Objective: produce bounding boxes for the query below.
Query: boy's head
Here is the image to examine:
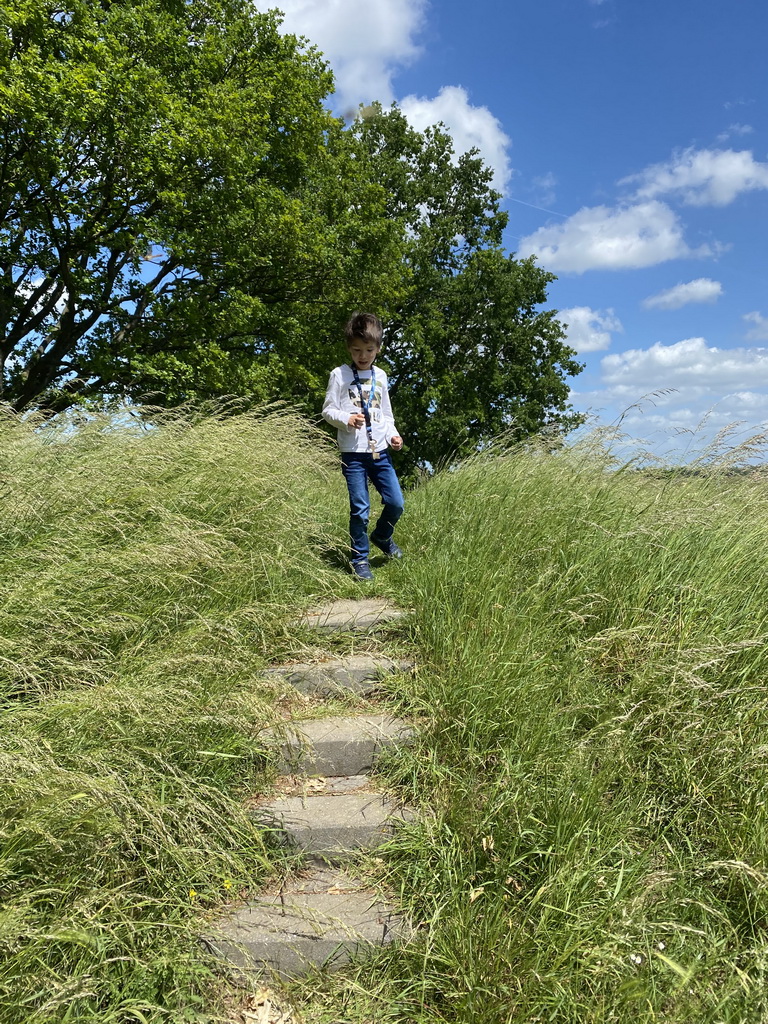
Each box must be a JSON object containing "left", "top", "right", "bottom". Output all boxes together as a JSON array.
[{"left": 345, "top": 312, "right": 382, "bottom": 371}]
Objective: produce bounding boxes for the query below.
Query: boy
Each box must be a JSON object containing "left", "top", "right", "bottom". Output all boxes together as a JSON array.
[{"left": 322, "top": 312, "right": 404, "bottom": 581}]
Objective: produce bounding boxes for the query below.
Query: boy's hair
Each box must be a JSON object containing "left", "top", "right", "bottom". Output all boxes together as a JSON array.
[{"left": 344, "top": 312, "right": 383, "bottom": 347}]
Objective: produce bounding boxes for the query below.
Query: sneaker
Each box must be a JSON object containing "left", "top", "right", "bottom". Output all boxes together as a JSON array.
[
  {"left": 351, "top": 560, "right": 374, "bottom": 580},
  {"left": 370, "top": 536, "right": 403, "bottom": 559}
]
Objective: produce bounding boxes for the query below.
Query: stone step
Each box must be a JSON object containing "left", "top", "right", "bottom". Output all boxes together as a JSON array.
[
  {"left": 265, "top": 655, "right": 414, "bottom": 697},
  {"left": 265, "top": 715, "right": 413, "bottom": 777},
  {"left": 298, "top": 599, "right": 405, "bottom": 634},
  {"left": 257, "top": 790, "right": 413, "bottom": 863},
  {"left": 208, "top": 866, "right": 404, "bottom": 979},
  {"left": 290, "top": 774, "right": 371, "bottom": 796}
]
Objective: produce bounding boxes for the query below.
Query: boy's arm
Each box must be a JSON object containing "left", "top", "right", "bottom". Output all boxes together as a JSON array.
[
  {"left": 322, "top": 370, "right": 354, "bottom": 431},
  {"left": 380, "top": 376, "right": 402, "bottom": 447}
]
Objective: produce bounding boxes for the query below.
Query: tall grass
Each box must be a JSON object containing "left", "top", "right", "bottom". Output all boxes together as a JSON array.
[
  {"left": 300, "top": 433, "right": 768, "bottom": 1024},
  {"left": 7, "top": 407, "right": 768, "bottom": 1024},
  {"left": 0, "top": 406, "right": 350, "bottom": 1023}
]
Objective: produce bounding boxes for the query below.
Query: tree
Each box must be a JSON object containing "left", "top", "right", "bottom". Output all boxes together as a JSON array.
[
  {"left": 2, "top": 2, "right": 582, "bottom": 472},
  {"left": 351, "top": 106, "right": 584, "bottom": 475},
  {"left": 0, "top": 0, "right": 402, "bottom": 412}
]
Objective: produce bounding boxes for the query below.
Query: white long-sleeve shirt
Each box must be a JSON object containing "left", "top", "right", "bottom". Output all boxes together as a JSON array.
[{"left": 322, "top": 364, "right": 399, "bottom": 453}]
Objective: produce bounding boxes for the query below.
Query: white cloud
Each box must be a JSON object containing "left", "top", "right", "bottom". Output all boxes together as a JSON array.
[
  {"left": 532, "top": 172, "right": 557, "bottom": 207},
  {"left": 723, "top": 390, "right": 768, "bottom": 413},
  {"left": 605, "top": 392, "right": 768, "bottom": 452},
  {"left": 615, "top": 403, "right": 768, "bottom": 450},
  {"left": 601, "top": 337, "right": 768, "bottom": 392},
  {"left": 258, "top": 0, "right": 427, "bottom": 113},
  {"left": 560, "top": 306, "right": 622, "bottom": 352},
  {"left": 571, "top": 338, "right": 768, "bottom": 457},
  {"left": 716, "top": 123, "right": 754, "bottom": 143},
  {"left": 744, "top": 312, "right": 768, "bottom": 342},
  {"left": 517, "top": 200, "right": 712, "bottom": 273},
  {"left": 576, "top": 386, "right": 768, "bottom": 429},
  {"left": 399, "top": 86, "right": 512, "bottom": 192},
  {"left": 623, "top": 147, "right": 768, "bottom": 207},
  {"left": 261, "top": 2, "right": 513, "bottom": 192},
  {"left": 643, "top": 278, "right": 723, "bottom": 311}
]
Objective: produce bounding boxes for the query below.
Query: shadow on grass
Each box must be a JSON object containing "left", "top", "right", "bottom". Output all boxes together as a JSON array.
[
  {"left": 309, "top": 534, "right": 390, "bottom": 575},
  {"left": 309, "top": 535, "right": 349, "bottom": 572}
]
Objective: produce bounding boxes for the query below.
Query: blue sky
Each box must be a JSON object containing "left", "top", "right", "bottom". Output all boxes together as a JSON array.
[{"left": 261, "top": 0, "right": 768, "bottom": 455}]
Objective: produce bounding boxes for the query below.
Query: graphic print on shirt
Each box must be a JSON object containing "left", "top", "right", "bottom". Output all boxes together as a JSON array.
[{"left": 348, "top": 380, "right": 383, "bottom": 423}]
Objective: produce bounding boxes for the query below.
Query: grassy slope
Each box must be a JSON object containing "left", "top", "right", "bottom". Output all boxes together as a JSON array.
[
  {"left": 3, "top": 413, "right": 768, "bottom": 1023},
  {"left": 304, "top": 438, "right": 768, "bottom": 1024},
  {"left": 0, "top": 408, "right": 355, "bottom": 1023}
]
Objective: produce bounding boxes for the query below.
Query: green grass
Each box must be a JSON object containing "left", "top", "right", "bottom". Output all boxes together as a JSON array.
[
  {"left": 0, "top": 406, "right": 356, "bottom": 1023},
  {"left": 4, "top": 410, "right": 768, "bottom": 1023},
  {"left": 299, "top": 434, "right": 768, "bottom": 1024}
]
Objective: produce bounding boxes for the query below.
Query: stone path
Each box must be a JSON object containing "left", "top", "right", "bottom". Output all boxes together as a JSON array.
[
  {"left": 264, "top": 655, "right": 411, "bottom": 697},
  {"left": 297, "top": 598, "right": 405, "bottom": 633},
  {"left": 208, "top": 599, "right": 414, "bottom": 981}
]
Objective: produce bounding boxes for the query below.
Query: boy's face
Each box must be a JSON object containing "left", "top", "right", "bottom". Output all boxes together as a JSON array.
[{"left": 348, "top": 338, "right": 380, "bottom": 371}]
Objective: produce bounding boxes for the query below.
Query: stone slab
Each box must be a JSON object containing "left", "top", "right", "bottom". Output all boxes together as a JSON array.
[
  {"left": 257, "top": 792, "right": 412, "bottom": 861},
  {"left": 264, "top": 715, "right": 413, "bottom": 777},
  {"left": 298, "top": 599, "right": 405, "bottom": 634},
  {"left": 265, "top": 655, "right": 414, "bottom": 697},
  {"left": 271, "top": 775, "right": 372, "bottom": 798},
  {"left": 207, "top": 867, "right": 403, "bottom": 978},
  {"left": 323, "top": 775, "right": 372, "bottom": 795}
]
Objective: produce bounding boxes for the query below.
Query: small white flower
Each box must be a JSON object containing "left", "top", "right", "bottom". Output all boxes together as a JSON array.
[
  {"left": 629, "top": 952, "right": 643, "bottom": 965},
  {"left": 658, "top": 941, "right": 666, "bottom": 951}
]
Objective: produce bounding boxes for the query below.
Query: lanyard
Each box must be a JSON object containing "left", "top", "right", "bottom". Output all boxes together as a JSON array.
[{"left": 350, "top": 364, "right": 380, "bottom": 459}]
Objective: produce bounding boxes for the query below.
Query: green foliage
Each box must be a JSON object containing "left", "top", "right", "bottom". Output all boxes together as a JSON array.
[
  {"left": 353, "top": 106, "right": 583, "bottom": 475},
  {"left": 0, "top": 0, "right": 401, "bottom": 412}
]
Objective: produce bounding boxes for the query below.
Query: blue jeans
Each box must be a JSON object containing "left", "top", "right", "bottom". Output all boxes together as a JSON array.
[{"left": 341, "top": 451, "right": 404, "bottom": 563}]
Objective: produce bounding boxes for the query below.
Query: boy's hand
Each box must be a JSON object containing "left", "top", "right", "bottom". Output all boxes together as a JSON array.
[
  {"left": 390, "top": 435, "right": 403, "bottom": 451},
  {"left": 348, "top": 413, "right": 365, "bottom": 428}
]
